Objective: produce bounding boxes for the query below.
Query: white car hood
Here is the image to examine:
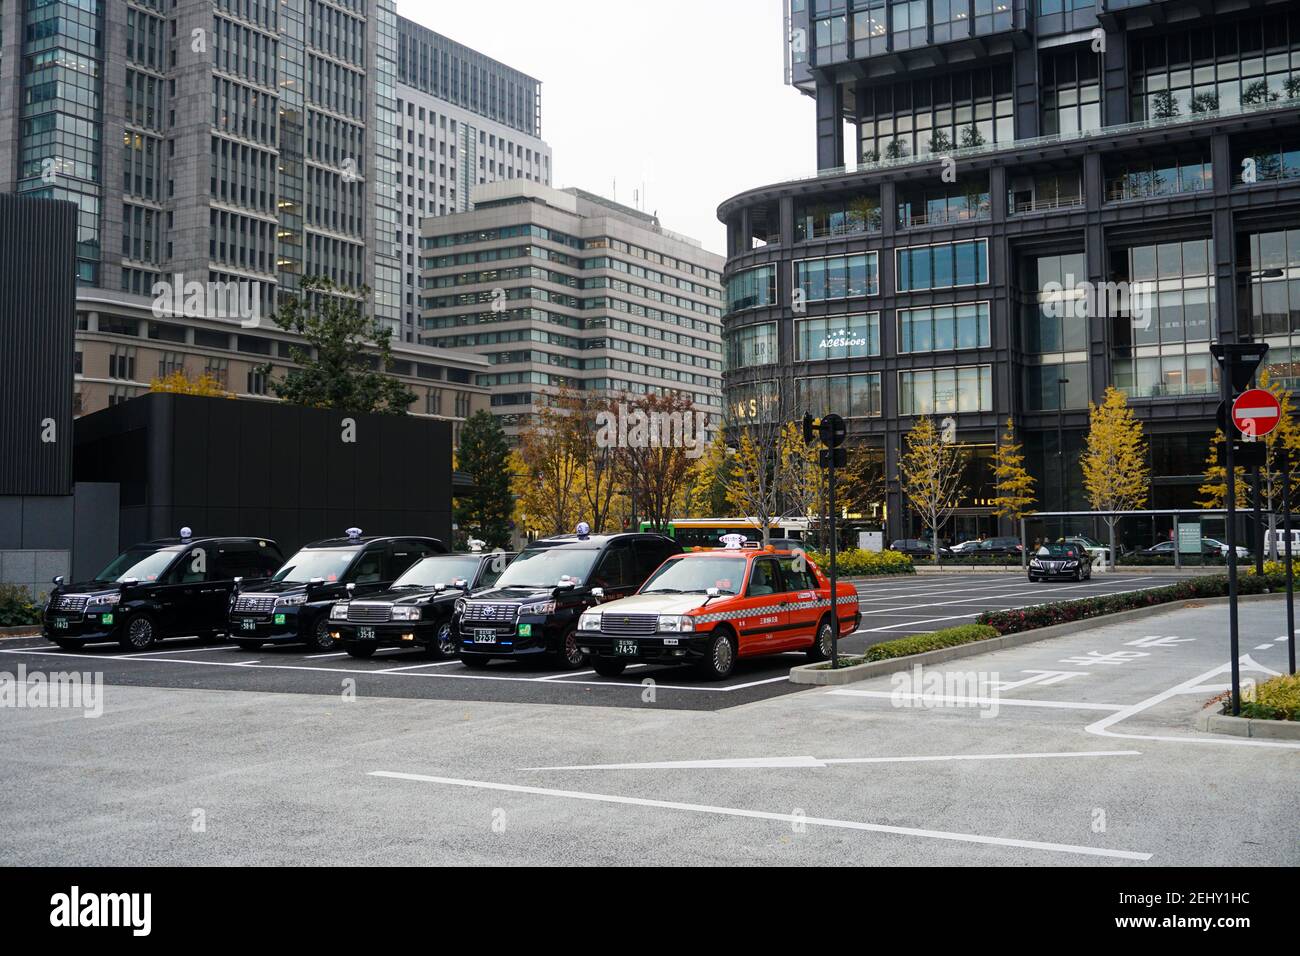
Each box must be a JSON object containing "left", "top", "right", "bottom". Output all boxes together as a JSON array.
[{"left": 595, "top": 592, "right": 717, "bottom": 616}]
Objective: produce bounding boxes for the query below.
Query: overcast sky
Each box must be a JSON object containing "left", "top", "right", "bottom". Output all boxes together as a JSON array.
[{"left": 401, "top": 0, "right": 814, "bottom": 257}]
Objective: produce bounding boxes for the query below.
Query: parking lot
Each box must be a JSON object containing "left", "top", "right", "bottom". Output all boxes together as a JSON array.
[
  {"left": 0, "top": 572, "right": 1195, "bottom": 712},
  {"left": 1, "top": 595, "right": 1294, "bottom": 866}
]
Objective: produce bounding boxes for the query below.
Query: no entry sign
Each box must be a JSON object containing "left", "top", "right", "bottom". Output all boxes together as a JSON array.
[{"left": 1231, "top": 388, "right": 1281, "bottom": 438}]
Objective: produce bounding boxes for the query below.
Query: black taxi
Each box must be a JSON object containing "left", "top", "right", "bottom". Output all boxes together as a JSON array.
[
  {"left": 455, "top": 529, "right": 680, "bottom": 670},
  {"left": 44, "top": 531, "right": 283, "bottom": 650},
  {"left": 329, "top": 549, "right": 515, "bottom": 659},
  {"left": 227, "top": 530, "right": 447, "bottom": 651}
]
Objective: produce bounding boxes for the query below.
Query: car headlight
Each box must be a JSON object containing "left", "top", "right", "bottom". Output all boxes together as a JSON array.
[
  {"left": 454, "top": 598, "right": 467, "bottom": 615},
  {"left": 520, "top": 600, "right": 555, "bottom": 616},
  {"left": 1063, "top": 561, "right": 1078, "bottom": 567},
  {"left": 391, "top": 606, "right": 421, "bottom": 622},
  {"left": 87, "top": 593, "right": 121, "bottom": 608},
  {"left": 657, "top": 615, "right": 695, "bottom": 633},
  {"left": 330, "top": 604, "right": 349, "bottom": 620},
  {"left": 275, "top": 594, "right": 308, "bottom": 607},
  {"left": 1029, "top": 559, "right": 1042, "bottom": 568},
  {"left": 579, "top": 611, "right": 602, "bottom": 631}
]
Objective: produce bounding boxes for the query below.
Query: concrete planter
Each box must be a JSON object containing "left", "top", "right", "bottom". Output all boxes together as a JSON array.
[
  {"left": 789, "top": 591, "right": 1287, "bottom": 686},
  {"left": 1195, "top": 704, "right": 1300, "bottom": 740}
]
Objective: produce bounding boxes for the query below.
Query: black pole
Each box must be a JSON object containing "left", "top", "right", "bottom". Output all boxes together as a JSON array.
[
  {"left": 829, "top": 450, "right": 838, "bottom": 670},
  {"left": 1285, "top": 447, "right": 1296, "bottom": 676},
  {"left": 1224, "top": 431, "right": 1242, "bottom": 716}
]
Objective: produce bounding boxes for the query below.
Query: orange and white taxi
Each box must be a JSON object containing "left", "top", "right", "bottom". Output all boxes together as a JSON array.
[{"left": 576, "top": 546, "right": 860, "bottom": 680}]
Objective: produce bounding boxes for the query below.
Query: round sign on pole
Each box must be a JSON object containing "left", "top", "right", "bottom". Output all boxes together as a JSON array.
[{"left": 1231, "top": 388, "right": 1281, "bottom": 439}]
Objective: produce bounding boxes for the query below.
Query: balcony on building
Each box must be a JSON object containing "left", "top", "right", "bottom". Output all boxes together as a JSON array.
[
  {"left": 1007, "top": 164, "right": 1083, "bottom": 215},
  {"left": 794, "top": 187, "right": 884, "bottom": 242},
  {"left": 1104, "top": 144, "right": 1213, "bottom": 203},
  {"left": 896, "top": 174, "right": 991, "bottom": 229}
]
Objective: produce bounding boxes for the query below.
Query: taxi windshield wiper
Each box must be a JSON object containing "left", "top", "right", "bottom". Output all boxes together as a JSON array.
[{"left": 644, "top": 587, "right": 683, "bottom": 594}]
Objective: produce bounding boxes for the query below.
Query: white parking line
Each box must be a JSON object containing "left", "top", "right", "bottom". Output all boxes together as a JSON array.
[
  {"left": 826, "top": 689, "right": 1127, "bottom": 711},
  {"left": 367, "top": 771, "right": 1152, "bottom": 861},
  {"left": 521, "top": 750, "right": 1142, "bottom": 771}
]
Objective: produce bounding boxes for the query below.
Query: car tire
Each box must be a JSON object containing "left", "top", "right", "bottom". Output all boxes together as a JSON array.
[
  {"left": 806, "top": 616, "right": 835, "bottom": 663},
  {"left": 592, "top": 658, "right": 627, "bottom": 677},
  {"left": 430, "top": 622, "right": 457, "bottom": 660},
  {"left": 697, "top": 629, "right": 737, "bottom": 681},
  {"left": 307, "top": 616, "right": 336, "bottom": 653},
  {"left": 461, "top": 655, "right": 490, "bottom": 670},
  {"left": 552, "top": 628, "right": 587, "bottom": 670},
  {"left": 1027, "top": 575, "right": 1039, "bottom": 583},
  {"left": 234, "top": 639, "right": 262, "bottom": 651},
  {"left": 346, "top": 645, "right": 376, "bottom": 660},
  {"left": 119, "top": 613, "right": 157, "bottom": 651}
]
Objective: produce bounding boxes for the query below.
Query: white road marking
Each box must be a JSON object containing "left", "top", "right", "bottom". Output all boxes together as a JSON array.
[
  {"left": 521, "top": 750, "right": 1141, "bottom": 771},
  {"left": 827, "top": 689, "right": 1126, "bottom": 711},
  {"left": 377, "top": 661, "right": 459, "bottom": 673},
  {"left": 367, "top": 771, "right": 1153, "bottom": 862},
  {"left": 1254, "top": 644, "right": 1275, "bottom": 651}
]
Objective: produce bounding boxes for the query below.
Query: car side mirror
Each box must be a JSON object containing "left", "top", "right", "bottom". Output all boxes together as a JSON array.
[
  {"left": 591, "top": 587, "right": 605, "bottom": 600},
  {"left": 52, "top": 575, "right": 64, "bottom": 588},
  {"left": 433, "top": 583, "right": 447, "bottom": 594},
  {"left": 345, "top": 583, "right": 356, "bottom": 595},
  {"left": 706, "top": 587, "right": 720, "bottom": 598}
]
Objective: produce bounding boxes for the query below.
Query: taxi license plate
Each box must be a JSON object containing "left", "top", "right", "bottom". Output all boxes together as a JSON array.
[
  {"left": 358, "top": 626, "right": 376, "bottom": 641},
  {"left": 53, "top": 617, "right": 68, "bottom": 630},
  {"left": 240, "top": 619, "right": 256, "bottom": 631},
  {"left": 474, "top": 629, "right": 497, "bottom": 645},
  {"left": 614, "top": 639, "right": 638, "bottom": 657}
]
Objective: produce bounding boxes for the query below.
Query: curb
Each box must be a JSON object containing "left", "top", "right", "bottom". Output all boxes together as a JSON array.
[
  {"left": 910, "top": 565, "right": 1226, "bottom": 575},
  {"left": 789, "top": 591, "right": 1287, "bottom": 686},
  {"left": 0, "top": 626, "right": 41, "bottom": 639},
  {"left": 1194, "top": 703, "right": 1300, "bottom": 740}
]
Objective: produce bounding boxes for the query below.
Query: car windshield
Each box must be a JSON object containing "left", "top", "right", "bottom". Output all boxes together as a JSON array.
[
  {"left": 95, "top": 546, "right": 183, "bottom": 583},
  {"left": 1037, "top": 545, "right": 1082, "bottom": 558},
  {"left": 641, "top": 557, "right": 747, "bottom": 596},
  {"left": 393, "top": 555, "right": 483, "bottom": 589},
  {"left": 273, "top": 548, "right": 361, "bottom": 584},
  {"left": 493, "top": 547, "right": 599, "bottom": 589}
]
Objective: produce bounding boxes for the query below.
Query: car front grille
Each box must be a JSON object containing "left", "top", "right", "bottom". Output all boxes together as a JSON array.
[
  {"left": 347, "top": 603, "right": 392, "bottom": 624},
  {"left": 600, "top": 613, "right": 658, "bottom": 637},
  {"left": 233, "top": 594, "right": 277, "bottom": 616},
  {"left": 462, "top": 602, "right": 518, "bottom": 624},
  {"left": 55, "top": 594, "right": 90, "bottom": 614}
]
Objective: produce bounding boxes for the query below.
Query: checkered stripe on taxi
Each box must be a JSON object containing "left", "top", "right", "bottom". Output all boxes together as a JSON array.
[{"left": 692, "top": 593, "right": 855, "bottom": 625}]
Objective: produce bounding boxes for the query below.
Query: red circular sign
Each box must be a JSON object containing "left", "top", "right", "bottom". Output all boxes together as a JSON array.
[{"left": 1231, "top": 389, "right": 1281, "bottom": 438}]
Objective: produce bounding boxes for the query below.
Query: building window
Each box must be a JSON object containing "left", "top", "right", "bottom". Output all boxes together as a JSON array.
[
  {"left": 798, "top": 373, "right": 882, "bottom": 418},
  {"left": 859, "top": 64, "right": 1013, "bottom": 161},
  {"left": 852, "top": 0, "right": 887, "bottom": 58},
  {"left": 725, "top": 322, "right": 778, "bottom": 369},
  {"left": 795, "top": 313, "right": 881, "bottom": 361},
  {"left": 899, "top": 365, "right": 993, "bottom": 415},
  {"left": 890, "top": 0, "right": 926, "bottom": 51},
  {"left": 1111, "top": 354, "right": 1218, "bottom": 401},
  {"left": 896, "top": 240, "right": 988, "bottom": 292},
  {"left": 1234, "top": 136, "right": 1300, "bottom": 185},
  {"left": 1105, "top": 152, "right": 1213, "bottom": 201},
  {"left": 247, "top": 368, "right": 268, "bottom": 395},
  {"left": 896, "top": 176, "right": 990, "bottom": 228},
  {"left": 726, "top": 265, "right": 777, "bottom": 313},
  {"left": 794, "top": 193, "right": 882, "bottom": 241},
  {"left": 109, "top": 348, "right": 136, "bottom": 380},
  {"left": 1112, "top": 239, "right": 1214, "bottom": 348},
  {"left": 1243, "top": 227, "right": 1300, "bottom": 341},
  {"left": 1040, "top": 48, "right": 1100, "bottom": 136},
  {"left": 814, "top": 12, "right": 848, "bottom": 64},
  {"left": 204, "top": 359, "right": 229, "bottom": 389},
  {"left": 899, "top": 303, "right": 990, "bottom": 353},
  {"left": 794, "top": 252, "right": 880, "bottom": 301}
]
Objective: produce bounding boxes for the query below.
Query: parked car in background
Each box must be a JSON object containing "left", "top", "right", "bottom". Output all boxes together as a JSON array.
[
  {"left": 1202, "top": 537, "right": 1251, "bottom": 560},
  {"left": 1134, "top": 540, "right": 1220, "bottom": 559},
  {"left": 1028, "top": 543, "right": 1092, "bottom": 582},
  {"left": 330, "top": 550, "right": 515, "bottom": 659},
  {"left": 972, "top": 536, "right": 1023, "bottom": 556},
  {"left": 455, "top": 531, "right": 682, "bottom": 670},
  {"left": 44, "top": 531, "right": 283, "bottom": 650},
  {"left": 890, "top": 539, "right": 953, "bottom": 558},
  {"left": 228, "top": 531, "right": 447, "bottom": 652},
  {"left": 577, "top": 546, "right": 861, "bottom": 680},
  {"left": 1058, "top": 536, "right": 1112, "bottom": 564}
]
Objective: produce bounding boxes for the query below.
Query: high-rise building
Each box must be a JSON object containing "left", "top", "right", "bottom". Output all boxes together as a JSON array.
[
  {"left": 394, "top": 16, "right": 552, "bottom": 343},
  {"left": 421, "top": 181, "right": 726, "bottom": 440},
  {"left": 720, "top": 0, "right": 1300, "bottom": 543},
  {"left": 0, "top": 1, "right": 487, "bottom": 426}
]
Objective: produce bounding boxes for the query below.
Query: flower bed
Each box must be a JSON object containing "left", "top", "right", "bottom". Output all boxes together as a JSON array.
[
  {"left": 1240, "top": 673, "right": 1300, "bottom": 721},
  {"left": 862, "top": 624, "right": 1000, "bottom": 662},
  {"left": 806, "top": 549, "right": 915, "bottom": 576}
]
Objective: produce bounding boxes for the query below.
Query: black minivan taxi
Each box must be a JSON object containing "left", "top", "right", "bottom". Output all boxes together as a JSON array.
[
  {"left": 227, "top": 530, "right": 447, "bottom": 652},
  {"left": 455, "top": 530, "right": 681, "bottom": 670},
  {"left": 329, "top": 549, "right": 516, "bottom": 659},
  {"left": 44, "top": 531, "right": 284, "bottom": 650}
]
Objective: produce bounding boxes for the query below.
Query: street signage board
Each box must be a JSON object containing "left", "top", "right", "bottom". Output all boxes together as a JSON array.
[{"left": 1231, "top": 388, "right": 1281, "bottom": 438}]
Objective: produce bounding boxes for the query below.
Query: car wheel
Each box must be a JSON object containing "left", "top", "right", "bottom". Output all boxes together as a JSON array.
[
  {"left": 346, "top": 645, "right": 376, "bottom": 660},
  {"left": 1027, "top": 575, "right": 1038, "bottom": 583},
  {"left": 552, "top": 628, "right": 586, "bottom": 670},
  {"left": 307, "top": 616, "right": 336, "bottom": 653},
  {"left": 431, "top": 622, "right": 457, "bottom": 659},
  {"left": 592, "top": 658, "right": 626, "bottom": 677},
  {"left": 119, "top": 613, "right": 156, "bottom": 651},
  {"left": 698, "top": 629, "right": 737, "bottom": 681},
  {"left": 461, "top": 655, "right": 490, "bottom": 670},
  {"left": 806, "top": 616, "right": 834, "bottom": 663},
  {"left": 234, "top": 639, "right": 263, "bottom": 651}
]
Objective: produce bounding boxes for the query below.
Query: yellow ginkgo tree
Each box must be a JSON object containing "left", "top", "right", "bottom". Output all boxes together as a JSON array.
[
  {"left": 991, "top": 417, "right": 1037, "bottom": 529},
  {"left": 899, "top": 416, "right": 969, "bottom": 561},
  {"left": 1081, "top": 387, "right": 1149, "bottom": 568}
]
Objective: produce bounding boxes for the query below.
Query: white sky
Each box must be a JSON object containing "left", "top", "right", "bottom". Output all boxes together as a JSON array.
[{"left": 399, "top": 0, "right": 815, "bottom": 257}]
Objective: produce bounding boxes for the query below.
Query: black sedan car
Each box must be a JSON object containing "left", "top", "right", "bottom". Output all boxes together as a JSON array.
[
  {"left": 455, "top": 531, "right": 682, "bottom": 670},
  {"left": 891, "top": 539, "right": 953, "bottom": 558},
  {"left": 227, "top": 532, "right": 447, "bottom": 651},
  {"left": 1027, "top": 543, "right": 1092, "bottom": 582},
  {"left": 330, "top": 550, "right": 515, "bottom": 659},
  {"left": 43, "top": 533, "right": 283, "bottom": 650}
]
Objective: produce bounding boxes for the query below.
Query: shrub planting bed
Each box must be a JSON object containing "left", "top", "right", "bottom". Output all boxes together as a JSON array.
[{"left": 807, "top": 549, "right": 915, "bottom": 576}]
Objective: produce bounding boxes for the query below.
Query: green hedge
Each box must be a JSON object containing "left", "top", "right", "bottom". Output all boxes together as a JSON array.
[
  {"left": 1240, "top": 673, "right": 1300, "bottom": 721},
  {"left": 916, "top": 554, "right": 1023, "bottom": 567},
  {"left": 806, "top": 548, "right": 915, "bottom": 576},
  {"left": 0, "top": 584, "right": 43, "bottom": 628},
  {"left": 863, "top": 624, "right": 1000, "bottom": 662},
  {"left": 977, "top": 573, "right": 1289, "bottom": 635}
]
